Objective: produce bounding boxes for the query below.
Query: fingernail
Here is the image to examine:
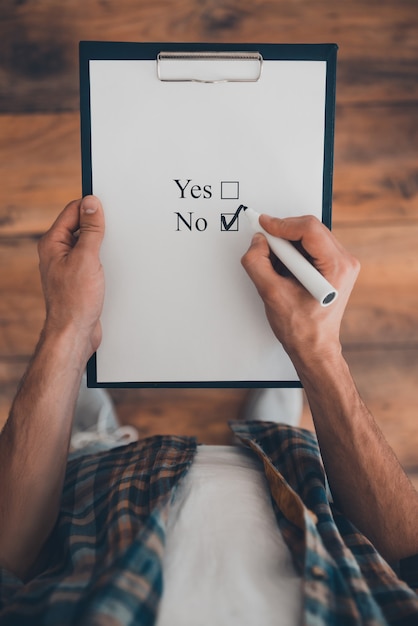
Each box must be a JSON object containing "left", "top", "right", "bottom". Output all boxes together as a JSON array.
[{"left": 82, "top": 196, "right": 98, "bottom": 214}]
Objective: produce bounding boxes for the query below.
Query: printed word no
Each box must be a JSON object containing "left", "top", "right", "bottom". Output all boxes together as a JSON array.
[{"left": 175, "top": 212, "right": 208, "bottom": 232}]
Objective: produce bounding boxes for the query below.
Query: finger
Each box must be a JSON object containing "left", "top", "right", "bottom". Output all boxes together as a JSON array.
[
  {"left": 44, "top": 199, "right": 81, "bottom": 241},
  {"left": 259, "top": 214, "right": 342, "bottom": 264},
  {"left": 76, "top": 195, "right": 105, "bottom": 254},
  {"left": 38, "top": 199, "right": 82, "bottom": 264},
  {"left": 261, "top": 213, "right": 361, "bottom": 290}
]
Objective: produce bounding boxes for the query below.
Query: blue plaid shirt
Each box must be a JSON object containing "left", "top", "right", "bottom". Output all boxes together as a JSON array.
[{"left": 1, "top": 421, "right": 418, "bottom": 625}]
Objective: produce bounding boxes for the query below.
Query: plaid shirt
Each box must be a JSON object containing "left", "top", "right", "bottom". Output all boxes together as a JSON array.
[{"left": 1, "top": 421, "right": 418, "bottom": 625}]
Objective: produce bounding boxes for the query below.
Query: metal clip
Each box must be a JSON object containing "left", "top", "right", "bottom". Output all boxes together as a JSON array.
[{"left": 157, "top": 51, "right": 263, "bottom": 83}]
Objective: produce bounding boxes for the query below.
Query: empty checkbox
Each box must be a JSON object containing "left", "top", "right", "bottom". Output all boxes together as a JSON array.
[{"left": 221, "top": 181, "right": 239, "bottom": 200}]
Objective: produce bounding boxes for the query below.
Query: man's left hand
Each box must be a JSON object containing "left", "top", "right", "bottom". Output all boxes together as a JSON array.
[{"left": 38, "top": 195, "right": 105, "bottom": 359}]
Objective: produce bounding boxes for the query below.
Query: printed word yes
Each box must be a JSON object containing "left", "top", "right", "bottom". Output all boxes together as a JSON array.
[{"left": 174, "top": 179, "right": 212, "bottom": 199}]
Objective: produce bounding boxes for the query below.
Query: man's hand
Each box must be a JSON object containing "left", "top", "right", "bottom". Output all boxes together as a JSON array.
[
  {"left": 243, "top": 214, "right": 418, "bottom": 563},
  {"left": 241, "top": 214, "right": 360, "bottom": 364},
  {"left": 0, "top": 196, "right": 105, "bottom": 578},
  {"left": 38, "top": 195, "right": 105, "bottom": 360}
]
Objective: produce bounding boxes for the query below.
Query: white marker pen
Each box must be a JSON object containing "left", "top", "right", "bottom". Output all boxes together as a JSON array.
[{"left": 241, "top": 206, "right": 338, "bottom": 307}]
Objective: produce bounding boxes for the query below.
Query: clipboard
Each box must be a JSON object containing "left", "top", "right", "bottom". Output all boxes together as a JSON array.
[{"left": 80, "top": 42, "right": 337, "bottom": 388}]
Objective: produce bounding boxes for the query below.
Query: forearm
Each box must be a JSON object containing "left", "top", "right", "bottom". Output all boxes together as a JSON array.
[
  {"left": 240, "top": 214, "right": 418, "bottom": 562},
  {"left": 0, "top": 325, "right": 89, "bottom": 578},
  {"left": 294, "top": 348, "right": 418, "bottom": 563}
]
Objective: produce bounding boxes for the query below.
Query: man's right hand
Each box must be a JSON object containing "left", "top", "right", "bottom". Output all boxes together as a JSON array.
[{"left": 241, "top": 214, "right": 360, "bottom": 365}]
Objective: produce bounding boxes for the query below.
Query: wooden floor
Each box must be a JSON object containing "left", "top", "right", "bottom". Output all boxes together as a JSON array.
[{"left": 1, "top": 1, "right": 418, "bottom": 483}]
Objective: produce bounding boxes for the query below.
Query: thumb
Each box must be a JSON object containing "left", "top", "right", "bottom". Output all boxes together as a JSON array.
[{"left": 77, "top": 195, "right": 105, "bottom": 253}]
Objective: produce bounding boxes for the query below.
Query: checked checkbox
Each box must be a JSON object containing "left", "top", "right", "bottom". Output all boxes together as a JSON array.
[
  {"left": 220, "top": 205, "right": 244, "bottom": 231},
  {"left": 221, "top": 213, "right": 240, "bottom": 231}
]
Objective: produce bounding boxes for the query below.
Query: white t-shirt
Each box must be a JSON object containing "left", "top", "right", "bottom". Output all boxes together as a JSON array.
[{"left": 156, "top": 445, "right": 303, "bottom": 626}]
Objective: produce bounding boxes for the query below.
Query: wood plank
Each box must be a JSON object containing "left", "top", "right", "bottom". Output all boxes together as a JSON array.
[
  {"left": 333, "top": 103, "right": 418, "bottom": 225},
  {"left": 0, "top": 372, "right": 247, "bottom": 441},
  {"left": 0, "top": 238, "right": 44, "bottom": 357},
  {"left": 110, "top": 387, "right": 315, "bottom": 444},
  {"left": 1, "top": 101, "right": 417, "bottom": 236},
  {"left": 0, "top": 359, "right": 313, "bottom": 442},
  {"left": 2, "top": 223, "right": 417, "bottom": 358},
  {"left": 345, "top": 348, "right": 418, "bottom": 471},
  {"left": 108, "top": 388, "right": 248, "bottom": 445},
  {"left": 0, "top": 114, "right": 81, "bottom": 236},
  {"left": 0, "top": 0, "right": 417, "bottom": 112},
  {"left": 1, "top": 349, "right": 416, "bottom": 476},
  {"left": 337, "top": 224, "right": 418, "bottom": 345}
]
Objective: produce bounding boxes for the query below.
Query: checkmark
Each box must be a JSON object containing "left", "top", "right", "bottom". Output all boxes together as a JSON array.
[{"left": 220, "top": 205, "right": 244, "bottom": 231}]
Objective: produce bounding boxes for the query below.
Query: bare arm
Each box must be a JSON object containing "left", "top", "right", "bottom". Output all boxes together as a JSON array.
[
  {"left": 242, "top": 214, "right": 418, "bottom": 563},
  {"left": 0, "top": 196, "right": 104, "bottom": 579}
]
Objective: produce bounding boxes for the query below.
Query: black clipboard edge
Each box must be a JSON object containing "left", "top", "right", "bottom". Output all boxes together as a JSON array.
[
  {"left": 80, "top": 41, "right": 337, "bottom": 389},
  {"left": 80, "top": 45, "right": 93, "bottom": 198},
  {"left": 98, "top": 383, "right": 303, "bottom": 388},
  {"left": 86, "top": 348, "right": 303, "bottom": 389},
  {"left": 79, "top": 41, "right": 337, "bottom": 62},
  {"left": 322, "top": 45, "right": 338, "bottom": 230}
]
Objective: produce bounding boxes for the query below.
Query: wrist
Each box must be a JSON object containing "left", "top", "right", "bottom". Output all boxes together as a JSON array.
[
  {"left": 288, "top": 340, "right": 344, "bottom": 384},
  {"left": 291, "top": 346, "right": 360, "bottom": 433},
  {"left": 40, "top": 320, "right": 96, "bottom": 370}
]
